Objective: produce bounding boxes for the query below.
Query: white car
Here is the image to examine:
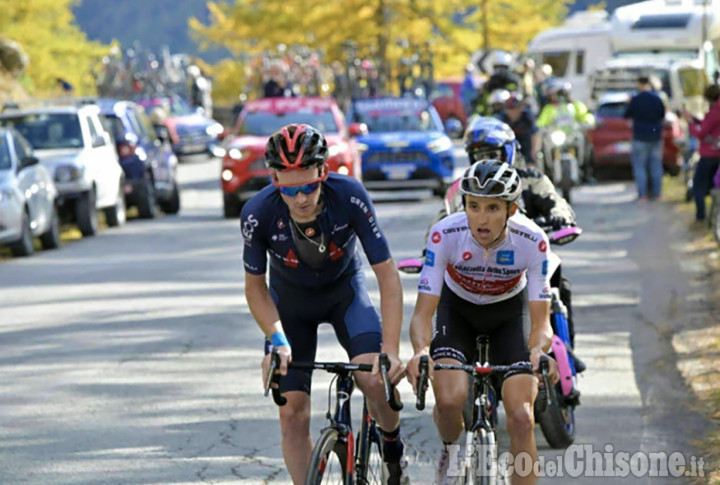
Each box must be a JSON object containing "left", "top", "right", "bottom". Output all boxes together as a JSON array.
[
  {"left": 0, "top": 102, "right": 125, "bottom": 236},
  {"left": 0, "top": 128, "right": 60, "bottom": 256}
]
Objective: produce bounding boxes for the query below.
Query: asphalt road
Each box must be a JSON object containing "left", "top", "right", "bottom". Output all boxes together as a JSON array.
[{"left": 0, "top": 152, "right": 710, "bottom": 484}]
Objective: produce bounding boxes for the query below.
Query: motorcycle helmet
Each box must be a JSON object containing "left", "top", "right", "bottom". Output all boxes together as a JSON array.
[
  {"left": 464, "top": 117, "right": 518, "bottom": 166},
  {"left": 265, "top": 124, "right": 328, "bottom": 171},
  {"left": 493, "top": 51, "right": 513, "bottom": 70},
  {"left": 488, "top": 89, "right": 511, "bottom": 109}
]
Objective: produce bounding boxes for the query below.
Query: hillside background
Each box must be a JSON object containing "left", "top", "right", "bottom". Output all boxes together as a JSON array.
[{"left": 72, "top": 0, "right": 641, "bottom": 63}]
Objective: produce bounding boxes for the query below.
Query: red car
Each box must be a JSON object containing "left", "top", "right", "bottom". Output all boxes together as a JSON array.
[
  {"left": 587, "top": 92, "right": 684, "bottom": 176},
  {"left": 430, "top": 79, "right": 468, "bottom": 134},
  {"left": 221, "top": 97, "right": 361, "bottom": 218}
]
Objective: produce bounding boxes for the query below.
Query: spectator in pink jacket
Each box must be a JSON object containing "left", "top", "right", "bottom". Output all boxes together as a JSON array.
[{"left": 685, "top": 84, "right": 720, "bottom": 221}]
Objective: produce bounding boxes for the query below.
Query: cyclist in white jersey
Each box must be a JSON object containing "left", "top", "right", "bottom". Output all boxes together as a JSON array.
[{"left": 406, "top": 159, "right": 559, "bottom": 485}]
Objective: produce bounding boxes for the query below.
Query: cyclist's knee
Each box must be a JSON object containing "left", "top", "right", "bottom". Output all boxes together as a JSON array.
[
  {"left": 505, "top": 405, "right": 534, "bottom": 439},
  {"left": 278, "top": 393, "right": 311, "bottom": 434},
  {"left": 433, "top": 379, "right": 468, "bottom": 414}
]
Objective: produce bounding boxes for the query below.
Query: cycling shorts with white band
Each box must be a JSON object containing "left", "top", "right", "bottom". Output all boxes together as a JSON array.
[
  {"left": 431, "top": 285, "right": 531, "bottom": 379},
  {"left": 418, "top": 211, "right": 551, "bottom": 305}
]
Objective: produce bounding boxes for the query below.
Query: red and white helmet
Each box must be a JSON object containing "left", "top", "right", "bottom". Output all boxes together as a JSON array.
[{"left": 265, "top": 124, "right": 328, "bottom": 171}]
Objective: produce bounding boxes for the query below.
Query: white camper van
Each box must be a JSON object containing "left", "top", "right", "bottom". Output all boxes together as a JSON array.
[
  {"left": 610, "top": 0, "right": 720, "bottom": 76},
  {"left": 527, "top": 10, "right": 614, "bottom": 104}
]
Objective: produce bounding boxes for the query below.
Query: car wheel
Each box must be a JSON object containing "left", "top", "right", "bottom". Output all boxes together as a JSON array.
[
  {"left": 159, "top": 181, "right": 181, "bottom": 215},
  {"left": 10, "top": 209, "right": 35, "bottom": 257},
  {"left": 104, "top": 183, "right": 127, "bottom": 227},
  {"left": 76, "top": 190, "right": 98, "bottom": 237},
  {"left": 136, "top": 175, "right": 157, "bottom": 219},
  {"left": 223, "top": 193, "right": 243, "bottom": 219},
  {"left": 39, "top": 205, "right": 61, "bottom": 250}
]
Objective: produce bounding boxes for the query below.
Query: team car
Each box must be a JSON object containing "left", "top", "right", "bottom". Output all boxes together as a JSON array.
[
  {"left": 138, "top": 95, "right": 224, "bottom": 162},
  {"left": 220, "top": 97, "right": 361, "bottom": 218},
  {"left": 348, "top": 97, "right": 455, "bottom": 196}
]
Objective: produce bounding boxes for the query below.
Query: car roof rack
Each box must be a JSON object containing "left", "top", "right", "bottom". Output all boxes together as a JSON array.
[{"left": 1, "top": 96, "right": 99, "bottom": 112}]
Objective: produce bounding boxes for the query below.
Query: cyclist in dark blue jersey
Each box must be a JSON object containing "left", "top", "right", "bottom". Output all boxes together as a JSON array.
[{"left": 241, "top": 124, "right": 409, "bottom": 484}]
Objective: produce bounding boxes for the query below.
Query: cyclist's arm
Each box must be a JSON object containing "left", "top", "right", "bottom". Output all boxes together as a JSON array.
[
  {"left": 522, "top": 170, "right": 575, "bottom": 222},
  {"left": 409, "top": 292, "right": 441, "bottom": 353},
  {"left": 371, "top": 258, "right": 404, "bottom": 355},
  {"left": 528, "top": 300, "right": 553, "bottom": 356},
  {"left": 526, "top": 236, "right": 553, "bottom": 356},
  {"left": 245, "top": 272, "right": 284, "bottom": 339}
]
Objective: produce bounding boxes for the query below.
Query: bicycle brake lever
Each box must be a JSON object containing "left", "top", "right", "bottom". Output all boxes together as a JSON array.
[
  {"left": 265, "top": 349, "right": 287, "bottom": 406},
  {"left": 378, "top": 353, "right": 403, "bottom": 412},
  {"left": 416, "top": 355, "right": 429, "bottom": 411}
]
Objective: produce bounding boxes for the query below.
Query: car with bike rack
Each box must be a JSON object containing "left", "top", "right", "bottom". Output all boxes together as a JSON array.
[
  {"left": 138, "top": 94, "right": 224, "bottom": 162},
  {"left": 347, "top": 97, "right": 456, "bottom": 197},
  {"left": 97, "top": 99, "right": 180, "bottom": 219},
  {"left": 220, "top": 96, "right": 362, "bottom": 218},
  {"left": 0, "top": 100, "right": 126, "bottom": 237}
]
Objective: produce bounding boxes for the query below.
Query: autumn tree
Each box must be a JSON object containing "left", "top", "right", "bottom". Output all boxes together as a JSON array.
[
  {"left": 191, "top": 0, "right": 568, "bottom": 100},
  {"left": 0, "top": 0, "right": 111, "bottom": 96}
]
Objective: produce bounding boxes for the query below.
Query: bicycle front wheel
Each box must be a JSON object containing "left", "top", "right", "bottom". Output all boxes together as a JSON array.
[
  {"left": 306, "top": 427, "right": 349, "bottom": 485},
  {"left": 356, "top": 421, "right": 384, "bottom": 484},
  {"left": 467, "top": 428, "right": 500, "bottom": 485}
]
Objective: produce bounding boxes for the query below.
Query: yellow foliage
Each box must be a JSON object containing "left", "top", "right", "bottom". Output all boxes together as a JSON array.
[
  {"left": 0, "top": 0, "right": 111, "bottom": 97},
  {"left": 192, "top": 0, "right": 568, "bottom": 101}
]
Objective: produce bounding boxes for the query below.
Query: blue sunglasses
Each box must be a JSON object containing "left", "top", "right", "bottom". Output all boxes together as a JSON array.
[{"left": 277, "top": 180, "right": 322, "bottom": 197}]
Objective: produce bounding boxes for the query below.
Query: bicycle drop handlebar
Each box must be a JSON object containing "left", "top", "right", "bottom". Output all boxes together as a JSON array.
[
  {"left": 265, "top": 349, "right": 403, "bottom": 411},
  {"left": 415, "top": 357, "right": 546, "bottom": 411}
]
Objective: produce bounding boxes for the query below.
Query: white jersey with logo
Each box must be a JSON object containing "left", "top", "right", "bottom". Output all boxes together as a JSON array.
[{"left": 418, "top": 211, "right": 551, "bottom": 305}]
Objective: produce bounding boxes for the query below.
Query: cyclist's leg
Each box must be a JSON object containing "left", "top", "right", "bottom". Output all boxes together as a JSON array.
[
  {"left": 488, "top": 291, "right": 539, "bottom": 484},
  {"left": 430, "top": 284, "right": 478, "bottom": 444},
  {"left": 328, "top": 271, "right": 394, "bottom": 431},
  {"left": 328, "top": 270, "right": 411, "bottom": 479},
  {"left": 270, "top": 282, "right": 320, "bottom": 484}
]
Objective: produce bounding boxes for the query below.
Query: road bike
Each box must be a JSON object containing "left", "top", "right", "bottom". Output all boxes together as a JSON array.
[
  {"left": 266, "top": 350, "right": 403, "bottom": 484},
  {"left": 416, "top": 336, "right": 549, "bottom": 485}
]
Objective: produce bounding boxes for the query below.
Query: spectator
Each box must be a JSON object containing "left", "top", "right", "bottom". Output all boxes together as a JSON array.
[
  {"left": 460, "top": 63, "right": 477, "bottom": 114},
  {"left": 624, "top": 76, "right": 666, "bottom": 201},
  {"left": 683, "top": 84, "right": 720, "bottom": 221},
  {"left": 263, "top": 63, "right": 286, "bottom": 98}
]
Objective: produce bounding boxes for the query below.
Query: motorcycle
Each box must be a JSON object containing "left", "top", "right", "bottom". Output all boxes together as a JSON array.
[
  {"left": 396, "top": 223, "right": 585, "bottom": 450},
  {"left": 540, "top": 116, "right": 582, "bottom": 204}
]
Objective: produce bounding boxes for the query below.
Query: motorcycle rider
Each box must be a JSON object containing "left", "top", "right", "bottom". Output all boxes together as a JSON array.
[
  {"left": 537, "top": 80, "right": 595, "bottom": 182},
  {"left": 473, "top": 51, "right": 522, "bottom": 116},
  {"left": 430, "top": 117, "right": 581, "bottom": 349},
  {"left": 496, "top": 91, "right": 542, "bottom": 166}
]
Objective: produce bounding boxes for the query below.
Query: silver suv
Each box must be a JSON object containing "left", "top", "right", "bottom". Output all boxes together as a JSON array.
[{"left": 0, "top": 102, "right": 125, "bottom": 236}]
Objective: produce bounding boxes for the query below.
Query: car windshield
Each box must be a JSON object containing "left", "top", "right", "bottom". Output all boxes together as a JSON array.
[
  {"left": 597, "top": 102, "right": 628, "bottom": 119},
  {"left": 240, "top": 110, "right": 338, "bottom": 136},
  {"left": 0, "top": 113, "right": 83, "bottom": 149},
  {"left": 0, "top": 136, "right": 10, "bottom": 169},
  {"left": 352, "top": 110, "right": 438, "bottom": 133}
]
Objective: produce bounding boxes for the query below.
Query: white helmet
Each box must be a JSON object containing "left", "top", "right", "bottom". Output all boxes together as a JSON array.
[
  {"left": 493, "top": 51, "right": 513, "bottom": 69},
  {"left": 489, "top": 89, "right": 511, "bottom": 106}
]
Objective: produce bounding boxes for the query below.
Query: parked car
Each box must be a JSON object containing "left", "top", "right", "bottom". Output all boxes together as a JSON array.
[
  {"left": 138, "top": 95, "right": 224, "bottom": 162},
  {"left": 98, "top": 99, "right": 180, "bottom": 218},
  {"left": 0, "top": 128, "right": 60, "bottom": 256},
  {"left": 221, "top": 97, "right": 361, "bottom": 218},
  {"left": 430, "top": 79, "right": 468, "bottom": 137},
  {"left": 348, "top": 97, "right": 456, "bottom": 196},
  {"left": 0, "top": 102, "right": 126, "bottom": 236},
  {"left": 586, "top": 91, "right": 684, "bottom": 176}
]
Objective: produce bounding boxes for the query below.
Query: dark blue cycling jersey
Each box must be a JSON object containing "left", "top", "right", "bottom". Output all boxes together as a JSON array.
[{"left": 241, "top": 173, "right": 392, "bottom": 287}]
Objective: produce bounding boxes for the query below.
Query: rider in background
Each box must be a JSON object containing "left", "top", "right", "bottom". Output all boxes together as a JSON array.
[
  {"left": 537, "top": 80, "right": 596, "bottom": 182},
  {"left": 473, "top": 51, "right": 522, "bottom": 116},
  {"left": 406, "top": 159, "right": 560, "bottom": 485},
  {"left": 242, "top": 124, "right": 409, "bottom": 484},
  {"left": 496, "top": 91, "right": 542, "bottom": 166}
]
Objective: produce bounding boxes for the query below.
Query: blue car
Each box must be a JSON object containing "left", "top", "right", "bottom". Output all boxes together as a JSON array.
[
  {"left": 348, "top": 97, "right": 455, "bottom": 196},
  {"left": 98, "top": 99, "right": 180, "bottom": 218}
]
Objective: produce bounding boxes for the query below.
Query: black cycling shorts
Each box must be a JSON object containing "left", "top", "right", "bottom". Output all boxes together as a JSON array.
[
  {"left": 431, "top": 284, "right": 531, "bottom": 379},
  {"left": 269, "top": 271, "right": 382, "bottom": 394}
]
